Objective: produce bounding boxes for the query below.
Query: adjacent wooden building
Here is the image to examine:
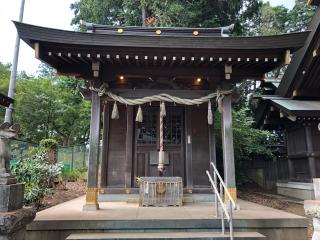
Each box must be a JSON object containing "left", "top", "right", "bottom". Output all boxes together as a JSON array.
[
  {"left": 15, "top": 20, "right": 309, "bottom": 209},
  {"left": 255, "top": 4, "right": 320, "bottom": 199}
]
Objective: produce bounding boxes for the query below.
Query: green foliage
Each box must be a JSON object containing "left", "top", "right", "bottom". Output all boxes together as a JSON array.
[
  {"left": 11, "top": 146, "right": 63, "bottom": 209},
  {"left": 61, "top": 168, "right": 87, "bottom": 182},
  {"left": 253, "top": 0, "right": 316, "bottom": 36},
  {"left": 40, "top": 139, "right": 58, "bottom": 149},
  {"left": 215, "top": 108, "right": 277, "bottom": 184},
  {"left": 70, "top": 0, "right": 262, "bottom": 35},
  {"left": 14, "top": 75, "right": 90, "bottom": 146}
]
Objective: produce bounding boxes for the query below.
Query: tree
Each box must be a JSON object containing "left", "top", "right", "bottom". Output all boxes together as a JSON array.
[
  {"left": 252, "top": 3, "right": 289, "bottom": 36},
  {"left": 70, "top": 0, "right": 262, "bottom": 35},
  {"left": 286, "top": 0, "right": 316, "bottom": 32},
  {"left": 14, "top": 76, "right": 90, "bottom": 146}
]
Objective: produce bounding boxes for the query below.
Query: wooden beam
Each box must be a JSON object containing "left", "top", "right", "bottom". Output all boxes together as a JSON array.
[
  {"left": 285, "top": 49, "right": 291, "bottom": 64},
  {"left": 34, "top": 42, "right": 40, "bottom": 59}
]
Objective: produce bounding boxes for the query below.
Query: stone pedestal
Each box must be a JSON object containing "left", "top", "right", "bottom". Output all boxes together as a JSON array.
[
  {"left": 0, "top": 208, "right": 35, "bottom": 240},
  {"left": 0, "top": 184, "right": 24, "bottom": 212}
]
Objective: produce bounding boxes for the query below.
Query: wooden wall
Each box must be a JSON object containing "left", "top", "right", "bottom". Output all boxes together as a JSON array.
[{"left": 101, "top": 104, "right": 213, "bottom": 189}]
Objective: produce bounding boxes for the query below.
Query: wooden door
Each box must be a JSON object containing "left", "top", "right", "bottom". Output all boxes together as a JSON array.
[{"left": 134, "top": 106, "right": 185, "bottom": 186}]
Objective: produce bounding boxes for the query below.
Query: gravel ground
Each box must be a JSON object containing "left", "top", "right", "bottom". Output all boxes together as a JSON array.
[
  {"left": 41, "top": 181, "right": 86, "bottom": 210},
  {"left": 239, "top": 190, "right": 313, "bottom": 240}
]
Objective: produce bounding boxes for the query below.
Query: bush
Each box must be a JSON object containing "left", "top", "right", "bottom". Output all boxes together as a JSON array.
[
  {"left": 39, "top": 138, "right": 58, "bottom": 149},
  {"left": 11, "top": 147, "right": 63, "bottom": 209},
  {"left": 61, "top": 168, "right": 87, "bottom": 182}
]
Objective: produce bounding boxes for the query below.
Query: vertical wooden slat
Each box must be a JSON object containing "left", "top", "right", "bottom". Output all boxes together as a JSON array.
[{"left": 125, "top": 106, "right": 134, "bottom": 190}]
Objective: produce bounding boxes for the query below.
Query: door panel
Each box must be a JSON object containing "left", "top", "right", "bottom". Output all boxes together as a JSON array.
[{"left": 134, "top": 106, "right": 185, "bottom": 183}]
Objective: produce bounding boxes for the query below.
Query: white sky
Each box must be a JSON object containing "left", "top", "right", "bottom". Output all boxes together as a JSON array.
[{"left": 0, "top": 0, "right": 296, "bottom": 75}]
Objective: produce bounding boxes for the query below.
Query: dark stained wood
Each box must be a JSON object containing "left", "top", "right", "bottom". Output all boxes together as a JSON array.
[
  {"left": 208, "top": 112, "right": 217, "bottom": 166},
  {"left": 305, "top": 126, "right": 317, "bottom": 179},
  {"left": 125, "top": 106, "right": 134, "bottom": 188},
  {"left": 188, "top": 105, "right": 211, "bottom": 187},
  {"left": 100, "top": 103, "right": 110, "bottom": 188},
  {"left": 221, "top": 90, "right": 236, "bottom": 189},
  {"left": 276, "top": 7, "right": 320, "bottom": 97},
  {"left": 133, "top": 106, "right": 185, "bottom": 183},
  {"left": 87, "top": 84, "right": 101, "bottom": 188},
  {"left": 15, "top": 21, "right": 308, "bottom": 51},
  {"left": 185, "top": 107, "right": 193, "bottom": 189},
  {"left": 106, "top": 104, "right": 127, "bottom": 187}
]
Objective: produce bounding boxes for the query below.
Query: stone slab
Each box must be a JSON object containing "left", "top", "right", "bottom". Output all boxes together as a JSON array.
[
  {"left": 0, "top": 184, "right": 24, "bottom": 212},
  {"left": 25, "top": 196, "right": 308, "bottom": 240},
  {"left": 277, "top": 183, "right": 314, "bottom": 200},
  {"left": 0, "top": 208, "right": 35, "bottom": 235},
  {"left": 66, "top": 231, "right": 265, "bottom": 240}
]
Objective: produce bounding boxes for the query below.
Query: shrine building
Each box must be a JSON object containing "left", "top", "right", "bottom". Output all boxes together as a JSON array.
[{"left": 14, "top": 20, "right": 310, "bottom": 210}]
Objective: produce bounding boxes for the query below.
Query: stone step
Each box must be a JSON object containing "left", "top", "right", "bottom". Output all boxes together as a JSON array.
[
  {"left": 99, "top": 194, "right": 215, "bottom": 203},
  {"left": 67, "top": 231, "right": 265, "bottom": 240}
]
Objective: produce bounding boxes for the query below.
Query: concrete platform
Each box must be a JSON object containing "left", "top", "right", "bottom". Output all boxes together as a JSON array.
[
  {"left": 277, "top": 182, "right": 314, "bottom": 200},
  {"left": 66, "top": 231, "right": 265, "bottom": 240},
  {"left": 26, "top": 196, "right": 308, "bottom": 240}
]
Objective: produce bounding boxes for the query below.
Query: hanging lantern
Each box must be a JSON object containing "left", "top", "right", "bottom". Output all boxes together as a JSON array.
[
  {"left": 136, "top": 105, "right": 143, "bottom": 122},
  {"left": 208, "top": 100, "right": 213, "bottom": 125},
  {"left": 111, "top": 102, "right": 119, "bottom": 119}
]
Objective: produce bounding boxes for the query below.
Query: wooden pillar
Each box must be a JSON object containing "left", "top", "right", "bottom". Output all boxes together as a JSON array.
[
  {"left": 185, "top": 106, "right": 193, "bottom": 192},
  {"left": 100, "top": 103, "right": 110, "bottom": 191},
  {"left": 208, "top": 113, "right": 217, "bottom": 168},
  {"left": 83, "top": 88, "right": 101, "bottom": 211},
  {"left": 288, "top": 159, "right": 295, "bottom": 180},
  {"left": 221, "top": 90, "right": 237, "bottom": 202},
  {"left": 305, "top": 126, "right": 317, "bottom": 180},
  {"left": 125, "top": 106, "right": 134, "bottom": 192}
]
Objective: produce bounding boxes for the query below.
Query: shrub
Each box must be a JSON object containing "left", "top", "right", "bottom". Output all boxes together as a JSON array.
[
  {"left": 11, "top": 147, "right": 63, "bottom": 209},
  {"left": 62, "top": 168, "right": 87, "bottom": 182}
]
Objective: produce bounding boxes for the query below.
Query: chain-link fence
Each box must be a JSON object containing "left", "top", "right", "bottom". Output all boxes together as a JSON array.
[
  {"left": 57, "top": 145, "right": 88, "bottom": 172},
  {"left": 9, "top": 140, "right": 89, "bottom": 172},
  {"left": 9, "top": 139, "right": 37, "bottom": 167}
]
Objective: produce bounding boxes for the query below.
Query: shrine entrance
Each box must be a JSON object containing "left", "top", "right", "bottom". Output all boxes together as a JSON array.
[{"left": 134, "top": 106, "right": 185, "bottom": 186}]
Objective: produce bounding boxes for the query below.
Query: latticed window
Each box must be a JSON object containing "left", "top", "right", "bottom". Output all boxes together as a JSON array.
[
  {"left": 137, "top": 108, "right": 183, "bottom": 145},
  {"left": 137, "top": 110, "right": 157, "bottom": 144},
  {"left": 164, "top": 110, "right": 182, "bottom": 145}
]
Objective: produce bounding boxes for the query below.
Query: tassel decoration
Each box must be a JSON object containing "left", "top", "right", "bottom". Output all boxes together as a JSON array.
[
  {"left": 136, "top": 105, "right": 143, "bottom": 122},
  {"left": 208, "top": 100, "right": 213, "bottom": 125},
  {"left": 111, "top": 102, "right": 119, "bottom": 119}
]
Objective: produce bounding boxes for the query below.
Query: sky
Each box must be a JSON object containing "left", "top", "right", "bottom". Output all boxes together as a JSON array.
[{"left": 0, "top": 0, "right": 296, "bottom": 75}]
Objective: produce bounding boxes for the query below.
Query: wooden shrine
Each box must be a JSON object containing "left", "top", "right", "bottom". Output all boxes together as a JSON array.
[{"left": 14, "top": 20, "right": 310, "bottom": 210}]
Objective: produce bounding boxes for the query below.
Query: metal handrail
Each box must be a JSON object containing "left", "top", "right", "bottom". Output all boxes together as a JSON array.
[
  {"left": 206, "top": 171, "right": 230, "bottom": 219},
  {"left": 206, "top": 161, "right": 236, "bottom": 240},
  {"left": 210, "top": 162, "right": 237, "bottom": 209}
]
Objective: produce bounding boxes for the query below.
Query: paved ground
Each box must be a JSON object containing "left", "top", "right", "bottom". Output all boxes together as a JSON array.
[{"left": 35, "top": 195, "right": 305, "bottom": 221}]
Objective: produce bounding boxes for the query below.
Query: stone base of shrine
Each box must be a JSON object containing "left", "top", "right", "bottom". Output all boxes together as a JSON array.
[{"left": 25, "top": 195, "right": 308, "bottom": 240}]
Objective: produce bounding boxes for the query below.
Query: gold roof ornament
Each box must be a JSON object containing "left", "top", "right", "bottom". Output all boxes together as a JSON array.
[
  {"left": 193, "top": 30, "right": 199, "bottom": 36},
  {"left": 117, "top": 28, "right": 124, "bottom": 33},
  {"left": 156, "top": 29, "right": 162, "bottom": 35}
]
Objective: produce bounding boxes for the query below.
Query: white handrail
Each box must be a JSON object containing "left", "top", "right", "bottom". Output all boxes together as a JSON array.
[
  {"left": 206, "top": 170, "right": 230, "bottom": 220},
  {"left": 210, "top": 162, "right": 237, "bottom": 209}
]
